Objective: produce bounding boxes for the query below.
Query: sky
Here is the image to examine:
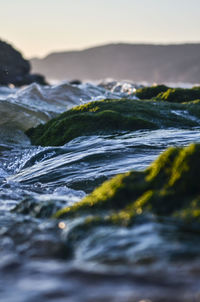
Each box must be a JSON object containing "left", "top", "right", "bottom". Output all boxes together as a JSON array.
[{"left": 0, "top": 0, "right": 200, "bottom": 58}]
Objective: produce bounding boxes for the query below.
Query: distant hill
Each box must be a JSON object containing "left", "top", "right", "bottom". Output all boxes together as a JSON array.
[{"left": 31, "top": 43, "right": 200, "bottom": 83}]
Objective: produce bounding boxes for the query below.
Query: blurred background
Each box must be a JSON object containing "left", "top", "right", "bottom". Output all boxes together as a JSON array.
[{"left": 1, "top": 0, "right": 200, "bottom": 84}]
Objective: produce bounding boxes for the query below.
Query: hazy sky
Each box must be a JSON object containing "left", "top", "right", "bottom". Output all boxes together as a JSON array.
[{"left": 0, "top": 0, "right": 200, "bottom": 58}]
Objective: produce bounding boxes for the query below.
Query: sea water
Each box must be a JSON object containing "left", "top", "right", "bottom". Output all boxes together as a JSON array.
[{"left": 0, "top": 81, "right": 200, "bottom": 302}]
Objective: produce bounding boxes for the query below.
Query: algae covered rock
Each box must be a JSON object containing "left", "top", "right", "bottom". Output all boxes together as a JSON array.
[
  {"left": 136, "top": 85, "right": 200, "bottom": 103},
  {"left": 26, "top": 98, "right": 200, "bottom": 146},
  {"left": 156, "top": 87, "right": 200, "bottom": 103},
  {"left": 136, "top": 85, "right": 169, "bottom": 99},
  {"left": 55, "top": 144, "right": 200, "bottom": 226}
]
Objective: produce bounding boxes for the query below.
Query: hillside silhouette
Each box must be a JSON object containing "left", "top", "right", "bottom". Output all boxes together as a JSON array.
[{"left": 31, "top": 43, "right": 200, "bottom": 83}]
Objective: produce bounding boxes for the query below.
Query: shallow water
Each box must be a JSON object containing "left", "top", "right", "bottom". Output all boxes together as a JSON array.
[{"left": 1, "top": 82, "right": 200, "bottom": 301}]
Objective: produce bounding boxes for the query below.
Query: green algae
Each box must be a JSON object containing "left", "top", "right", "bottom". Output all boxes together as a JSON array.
[
  {"left": 156, "top": 88, "right": 200, "bottom": 103},
  {"left": 54, "top": 171, "right": 149, "bottom": 219},
  {"left": 136, "top": 85, "right": 200, "bottom": 103},
  {"left": 136, "top": 85, "right": 169, "bottom": 99},
  {"left": 55, "top": 144, "right": 200, "bottom": 228},
  {"left": 26, "top": 98, "right": 200, "bottom": 146}
]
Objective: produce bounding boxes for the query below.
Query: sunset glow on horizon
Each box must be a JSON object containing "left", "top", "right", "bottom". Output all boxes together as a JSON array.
[{"left": 1, "top": 0, "right": 200, "bottom": 58}]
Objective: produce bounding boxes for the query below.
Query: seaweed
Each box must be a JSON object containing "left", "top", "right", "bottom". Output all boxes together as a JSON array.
[
  {"left": 136, "top": 85, "right": 169, "bottom": 99},
  {"left": 26, "top": 98, "right": 200, "bottom": 146},
  {"left": 55, "top": 144, "right": 200, "bottom": 227}
]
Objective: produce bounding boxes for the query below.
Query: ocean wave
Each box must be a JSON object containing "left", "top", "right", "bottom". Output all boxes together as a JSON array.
[
  {"left": 0, "top": 81, "right": 136, "bottom": 124},
  {"left": 0, "top": 81, "right": 139, "bottom": 145}
]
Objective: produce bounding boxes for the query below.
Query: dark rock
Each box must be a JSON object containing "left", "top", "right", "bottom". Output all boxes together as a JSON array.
[
  {"left": 69, "top": 79, "right": 82, "bottom": 85},
  {"left": 0, "top": 39, "right": 47, "bottom": 86},
  {"left": 13, "top": 73, "right": 48, "bottom": 86},
  {"left": 0, "top": 40, "right": 30, "bottom": 85}
]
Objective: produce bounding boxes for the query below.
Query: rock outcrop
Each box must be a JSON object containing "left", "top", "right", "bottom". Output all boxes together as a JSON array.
[
  {"left": 26, "top": 97, "right": 200, "bottom": 146},
  {"left": 0, "top": 39, "right": 47, "bottom": 86},
  {"left": 136, "top": 85, "right": 200, "bottom": 102},
  {"left": 55, "top": 143, "right": 200, "bottom": 226}
]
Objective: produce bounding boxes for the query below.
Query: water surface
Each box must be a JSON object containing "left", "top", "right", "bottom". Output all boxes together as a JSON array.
[{"left": 0, "top": 82, "right": 200, "bottom": 302}]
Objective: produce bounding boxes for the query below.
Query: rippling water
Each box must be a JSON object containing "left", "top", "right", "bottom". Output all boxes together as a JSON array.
[{"left": 1, "top": 81, "right": 200, "bottom": 302}]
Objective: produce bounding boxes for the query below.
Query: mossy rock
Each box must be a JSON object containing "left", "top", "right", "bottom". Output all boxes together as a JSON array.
[
  {"left": 136, "top": 85, "right": 200, "bottom": 103},
  {"left": 55, "top": 144, "right": 200, "bottom": 227},
  {"left": 13, "top": 197, "right": 65, "bottom": 218},
  {"left": 156, "top": 88, "right": 200, "bottom": 103},
  {"left": 135, "top": 85, "right": 169, "bottom": 99},
  {"left": 26, "top": 98, "right": 200, "bottom": 146}
]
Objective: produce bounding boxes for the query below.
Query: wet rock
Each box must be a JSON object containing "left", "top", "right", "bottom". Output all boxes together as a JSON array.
[
  {"left": 0, "top": 39, "right": 47, "bottom": 86},
  {"left": 136, "top": 85, "right": 200, "bottom": 103},
  {"left": 26, "top": 98, "right": 200, "bottom": 146},
  {"left": 13, "top": 197, "right": 63, "bottom": 218},
  {"left": 13, "top": 73, "right": 48, "bottom": 86},
  {"left": 69, "top": 79, "right": 82, "bottom": 85},
  {"left": 156, "top": 87, "right": 200, "bottom": 103},
  {"left": 136, "top": 84, "right": 169, "bottom": 99},
  {"left": 55, "top": 143, "right": 200, "bottom": 226}
]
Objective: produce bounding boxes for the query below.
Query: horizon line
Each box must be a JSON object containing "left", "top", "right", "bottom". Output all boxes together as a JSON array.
[{"left": 30, "top": 40, "right": 200, "bottom": 60}]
